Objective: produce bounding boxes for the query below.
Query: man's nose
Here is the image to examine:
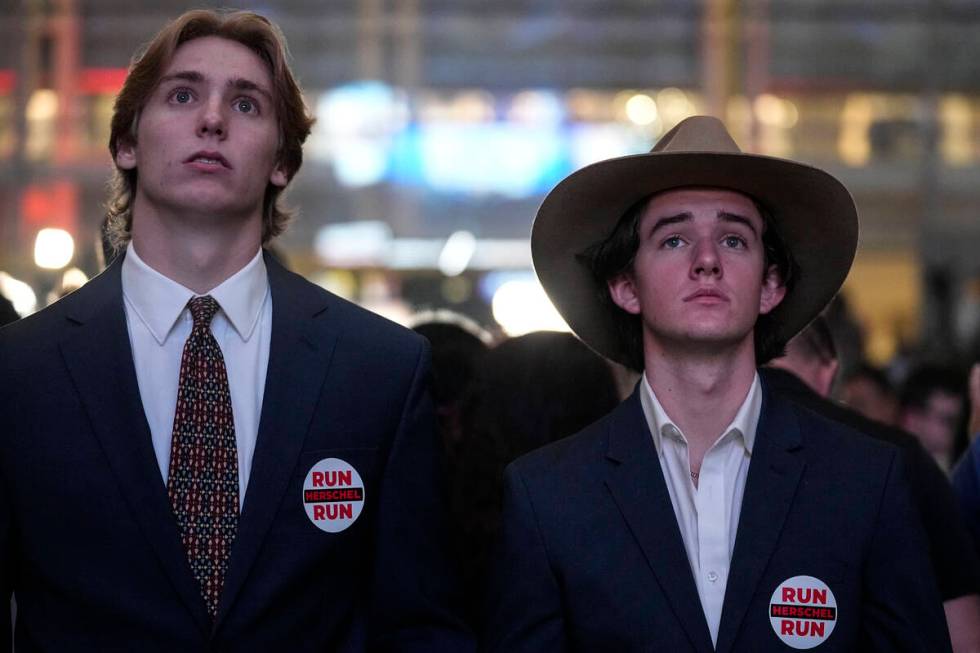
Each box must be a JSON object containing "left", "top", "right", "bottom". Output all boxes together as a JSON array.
[
  {"left": 197, "top": 97, "right": 226, "bottom": 138},
  {"left": 691, "top": 239, "right": 721, "bottom": 278}
]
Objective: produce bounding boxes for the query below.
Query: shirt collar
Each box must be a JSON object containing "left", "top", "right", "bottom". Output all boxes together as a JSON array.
[
  {"left": 639, "top": 371, "right": 762, "bottom": 456},
  {"left": 121, "top": 242, "right": 268, "bottom": 345}
]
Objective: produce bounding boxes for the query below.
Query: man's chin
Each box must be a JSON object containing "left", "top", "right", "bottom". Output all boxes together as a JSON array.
[
  {"left": 650, "top": 326, "right": 755, "bottom": 356},
  {"left": 165, "top": 195, "right": 258, "bottom": 222}
]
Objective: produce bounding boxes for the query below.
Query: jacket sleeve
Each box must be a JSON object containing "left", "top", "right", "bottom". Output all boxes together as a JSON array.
[
  {"left": 860, "top": 449, "right": 952, "bottom": 652},
  {"left": 367, "top": 340, "right": 475, "bottom": 653},
  {"left": 480, "top": 463, "right": 566, "bottom": 653}
]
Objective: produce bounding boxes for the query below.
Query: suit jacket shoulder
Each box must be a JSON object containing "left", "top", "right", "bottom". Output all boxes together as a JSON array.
[
  {"left": 0, "top": 260, "right": 124, "bottom": 391},
  {"left": 265, "top": 252, "right": 428, "bottom": 370}
]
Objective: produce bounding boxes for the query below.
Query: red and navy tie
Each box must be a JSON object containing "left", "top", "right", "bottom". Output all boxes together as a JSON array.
[{"left": 167, "top": 295, "right": 240, "bottom": 618}]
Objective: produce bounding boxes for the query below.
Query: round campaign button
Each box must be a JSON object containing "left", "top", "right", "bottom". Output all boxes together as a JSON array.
[
  {"left": 769, "top": 575, "right": 837, "bottom": 649},
  {"left": 302, "top": 458, "right": 365, "bottom": 533}
]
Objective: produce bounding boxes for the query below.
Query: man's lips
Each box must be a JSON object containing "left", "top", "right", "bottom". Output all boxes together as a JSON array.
[
  {"left": 184, "top": 151, "right": 231, "bottom": 169},
  {"left": 683, "top": 288, "right": 727, "bottom": 302}
]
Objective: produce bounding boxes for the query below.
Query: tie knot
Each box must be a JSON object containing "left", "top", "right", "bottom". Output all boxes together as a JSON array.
[{"left": 188, "top": 295, "right": 220, "bottom": 329}]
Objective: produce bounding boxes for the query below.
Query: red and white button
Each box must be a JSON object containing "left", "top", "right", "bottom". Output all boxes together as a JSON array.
[
  {"left": 302, "top": 458, "right": 365, "bottom": 533},
  {"left": 769, "top": 575, "right": 837, "bottom": 649}
]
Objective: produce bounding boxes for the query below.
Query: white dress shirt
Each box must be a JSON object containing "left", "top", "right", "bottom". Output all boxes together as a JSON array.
[
  {"left": 121, "top": 243, "right": 272, "bottom": 509},
  {"left": 639, "top": 372, "right": 762, "bottom": 647}
]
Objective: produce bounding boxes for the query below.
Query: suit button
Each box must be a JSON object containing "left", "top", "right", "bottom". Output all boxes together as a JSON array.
[{"left": 707, "top": 571, "right": 719, "bottom": 583}]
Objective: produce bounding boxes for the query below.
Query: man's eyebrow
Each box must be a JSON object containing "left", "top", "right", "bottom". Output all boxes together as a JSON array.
[
  {"left": 229, "top": 77, "right": 273, "bottom": 104},
  {"left": 158, "top": 70, "right": 204, "bottom": 85},
  {"left": 718, "top": 211, "right": 759, "bottom": 237},
  {"left": 648, "top": 212, "right": 692, "bottom": 235}
]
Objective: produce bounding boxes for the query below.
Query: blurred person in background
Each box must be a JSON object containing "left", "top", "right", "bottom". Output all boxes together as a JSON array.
[
  {"left": 840, "top": 362, "right": 900, "bottom": 426},
  {"left": 0, "top": 9, "right": 471, "bottom": 652},
  {"left": 821, "top": 293, "right": 866, "bottom": 380},
  {"left": 766, "top": 316, "right": 980, "bottom": 653},
  {"left": 901, "top": 364, "right": 968, "bottom": 471},
  {"left": 411, "top": 310, "right": 492, "bottom": 467},
  {"left": 483, "top": 115, "right": 950, "bottom": 652},
  {"left": 449, "top": 330, "right": 619, "bottom": 630},
  {"left": 766, "top": 314, "right": 839, "bottom": 397}
]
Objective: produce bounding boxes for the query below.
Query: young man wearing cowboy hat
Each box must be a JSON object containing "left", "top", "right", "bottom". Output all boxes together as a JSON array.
[{"left": 482, "top": 116, "right": 951, "bottom": 652}]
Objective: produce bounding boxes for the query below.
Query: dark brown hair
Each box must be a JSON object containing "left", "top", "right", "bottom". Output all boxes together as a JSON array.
[
  {"left": 582, "top": 189, "right": 798, "bottom": 371},
  {"left": 106, "top": 9, "right": 315, "bottom": 248}
]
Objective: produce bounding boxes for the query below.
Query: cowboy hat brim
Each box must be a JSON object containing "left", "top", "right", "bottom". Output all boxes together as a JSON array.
[{"left": 532, "top": 149, "right": 859, "bottom": 368}]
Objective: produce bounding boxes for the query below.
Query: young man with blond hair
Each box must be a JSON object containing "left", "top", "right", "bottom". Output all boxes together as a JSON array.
[{"left": 0, "top": 10, "right": 471, "bottom": 651}]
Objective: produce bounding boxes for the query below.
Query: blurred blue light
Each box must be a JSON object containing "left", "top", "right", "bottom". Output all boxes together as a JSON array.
[{"left": 391, "top": 123, "right": 568, "bottom": 197}]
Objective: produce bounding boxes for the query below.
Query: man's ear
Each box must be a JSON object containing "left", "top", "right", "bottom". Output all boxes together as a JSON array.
[
  {"left": 608, "top": 273, "right": 641, "bottom": 315},
  {"left": 759, "top": 264, "right": 787, "bottom": 315},
  {"left": 269, "top": 161, "right": 288, "bottom": 188},
  {"left": 114, "top": 137, "right": 138, "bottom": 171}
]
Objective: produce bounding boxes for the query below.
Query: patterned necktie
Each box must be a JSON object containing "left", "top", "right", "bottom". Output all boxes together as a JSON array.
[{"left": 167, "top": 295, "right": 240, "bottom": 618}]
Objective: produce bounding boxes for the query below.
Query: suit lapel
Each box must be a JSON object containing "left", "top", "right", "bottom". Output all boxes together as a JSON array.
[
  {"left": 714, "top": 382, "right": 805, "bottom": 653},
  {"left": 603, "top": 390, "right": 715, "bottom": 653},
  {"left": 215, "top": 253, "right": 338, "bottom": 627},
  {"left": 58, "top": 257, "right": 211, "bottom": 635}
]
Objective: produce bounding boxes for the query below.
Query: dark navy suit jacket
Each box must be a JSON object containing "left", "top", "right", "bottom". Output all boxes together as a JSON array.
[
  {"left": 482, "top": 379, "right": 951, "bottom": 652},
  {"left": 0, "top": 252, "right": 473, "bottom": 652}
]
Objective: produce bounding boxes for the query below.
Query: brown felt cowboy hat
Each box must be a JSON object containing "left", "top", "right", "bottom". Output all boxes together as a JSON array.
[{"left": 531, "top": 115, "right": 858, "bottom": 368}]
